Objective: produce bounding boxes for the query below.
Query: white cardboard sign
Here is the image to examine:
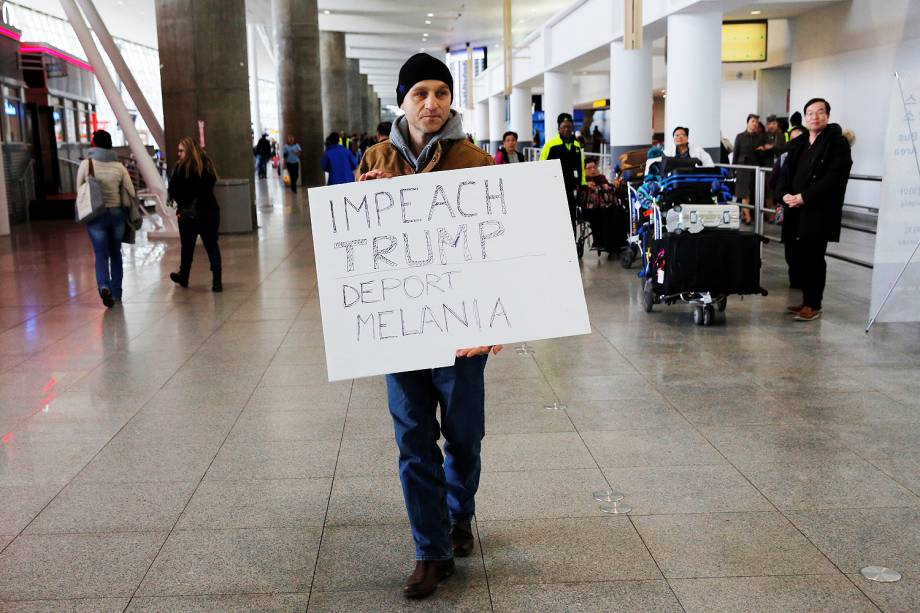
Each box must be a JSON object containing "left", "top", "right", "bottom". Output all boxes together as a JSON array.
[{"left": 308, "top": 160, "right": 591, "bottom": 381}]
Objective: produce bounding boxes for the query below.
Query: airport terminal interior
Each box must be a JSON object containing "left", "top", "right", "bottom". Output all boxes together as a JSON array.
[{"left": 1, "top": 0, "right": 919, "bottom": 611}]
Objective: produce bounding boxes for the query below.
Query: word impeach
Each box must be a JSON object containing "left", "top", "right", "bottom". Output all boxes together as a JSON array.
[
  {"left": 329, "top": 180, "right": 508, "bottom": 272},
  {"left": 308, "top": 160, "right": 591, "bottom": 380}
]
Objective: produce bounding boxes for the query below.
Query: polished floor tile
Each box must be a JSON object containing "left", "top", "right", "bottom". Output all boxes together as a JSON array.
[{"left": 1, "top": 178, "right": 917, "bottom": 610}]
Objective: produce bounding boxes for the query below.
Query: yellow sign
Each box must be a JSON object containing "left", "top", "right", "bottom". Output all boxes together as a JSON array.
[
  {"left": 592, "top": 99, "right": 609, "bottom": 109},
  {"left": 721, "top": 21, "right": 767, "bottom": 62}
]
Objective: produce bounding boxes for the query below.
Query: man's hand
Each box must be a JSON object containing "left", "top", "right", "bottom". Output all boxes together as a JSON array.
[
  {"left": 456, "top": 345, "right": 504, "bottom": 358},
  {"left": 783, "top": 193, "right": 804, "bottom": 208},
  {"left": 358, "top": 169, "right": 395, "bottom": 182}
]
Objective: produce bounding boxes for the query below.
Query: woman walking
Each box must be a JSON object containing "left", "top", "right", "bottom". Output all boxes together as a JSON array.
[
  {"left": 77, "top": 130, "right": 136, "bottom": 308},
  {"left": 168, "top": 137, "right": 223, "bottom": 292}
]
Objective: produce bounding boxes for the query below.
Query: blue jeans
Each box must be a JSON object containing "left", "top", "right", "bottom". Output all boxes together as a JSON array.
[
  {"left": 386, "top": 355, "right": 488, "bottom": 560},
  {"left": 86, "top": 207, "right": 125, "bottom": 299}
]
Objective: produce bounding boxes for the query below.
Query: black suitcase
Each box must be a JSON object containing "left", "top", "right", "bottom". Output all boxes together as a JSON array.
[{"left": 652, "top": 231, "right": 766, "bottom": 296}]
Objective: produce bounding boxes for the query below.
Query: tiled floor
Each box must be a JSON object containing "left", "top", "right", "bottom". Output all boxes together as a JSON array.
[{"left": 0, "top": 178, "right": 918, "bottom": 612}]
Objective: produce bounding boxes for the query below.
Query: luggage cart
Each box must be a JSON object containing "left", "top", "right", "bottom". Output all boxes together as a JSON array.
[{"left": 639, "top": 200, "right": 769, "bottom": 326}]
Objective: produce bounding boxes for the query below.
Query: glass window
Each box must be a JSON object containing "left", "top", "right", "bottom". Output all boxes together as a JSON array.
[
  {"left": 64, "top": 99, "right": 76, "bottom": 143},
  {"left": 53, "top": 106, "right": 65, "bottom": 143},
  {"left": 80, "top": 106, "right": 91, "bottom": 143},
  {"left": 3, "top": 100, "right": 23, "bottom": 143}
]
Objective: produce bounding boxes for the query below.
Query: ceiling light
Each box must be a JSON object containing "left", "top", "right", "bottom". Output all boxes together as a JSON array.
[
  {"left": 427, "top": 12, "right": 434, "bottom": 17},
  {"left": 323, "top": 9, "right": 330, "bottom": 14},
  {"left": 423, "top": 33, "right": 429, "bottom": 36},
  {"left": 750, "top": 10, "right": 762, "bottom": 15},
  {"left": 425, "top": 20, "right": 431, "bottom": 24}
]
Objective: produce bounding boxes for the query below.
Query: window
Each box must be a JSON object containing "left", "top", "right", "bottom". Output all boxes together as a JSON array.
[
  {"left": 52, "top": 97, "right": 65, "bottom": 143},
  {"left": 1, "top": 85, "right": 24, "bottom": 143},
  {"left": 64, "top": 99, "right": 76, "bottom": 143}
]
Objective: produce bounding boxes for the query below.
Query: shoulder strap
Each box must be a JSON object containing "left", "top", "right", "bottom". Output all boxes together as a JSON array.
[{"left": 88, "top": 159, "right": 94, "bottom": 176}]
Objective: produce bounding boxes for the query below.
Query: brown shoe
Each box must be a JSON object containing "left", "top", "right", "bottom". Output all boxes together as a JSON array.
[
  {"left": 794, "top": 306, "right": 822, "bottom": 321},
  {"left": 402, "top": 559, "right": 455, "bottom": 599},
  {"left": 786, "top": 304, "right": 805, "bottom": 313},
  {"left": 451, "top": 522, "right": 475, "bottom": 557}
]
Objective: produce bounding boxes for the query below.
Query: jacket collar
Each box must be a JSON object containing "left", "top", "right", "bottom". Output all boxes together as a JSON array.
[{"left": 389, "top": 110, "right": 466, "bottom": 172}]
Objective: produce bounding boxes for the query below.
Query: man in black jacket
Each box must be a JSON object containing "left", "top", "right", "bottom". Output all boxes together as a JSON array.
[{"left": 775, "top": 97, "right": 853, "bottom": 321}]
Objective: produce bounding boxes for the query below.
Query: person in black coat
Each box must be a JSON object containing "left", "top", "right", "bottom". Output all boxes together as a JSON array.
[
  {"left": 168, "top": 137, "right": 223, "bottom": 292},
  {"left": 774, "top": 98, "right": 852, "bottom": 321}
]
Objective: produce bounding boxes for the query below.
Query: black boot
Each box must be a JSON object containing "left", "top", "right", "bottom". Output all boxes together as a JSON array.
[
  {"left": 212, "top": 269, "right": 223, "bottom": 292},
  {"left": 170, "top": 271, "right": 188, "bottom": 288}
]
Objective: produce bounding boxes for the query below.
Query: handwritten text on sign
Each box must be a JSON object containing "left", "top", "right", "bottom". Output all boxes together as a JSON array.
[{"left": 308, "top": 160, "right": 591, "bottom": 381}]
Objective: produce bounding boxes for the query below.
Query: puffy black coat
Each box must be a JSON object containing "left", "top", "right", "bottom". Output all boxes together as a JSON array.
[
  {"left": 168, "top": 164, "right": 219, "bottom": 220},
  {"left": 775, "top": 123, "right": 852, "bottom": 242}
]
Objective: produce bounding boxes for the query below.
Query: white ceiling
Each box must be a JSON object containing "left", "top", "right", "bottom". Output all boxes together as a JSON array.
[
  {"left": 27, "top": 0, "right": 568, "bottom": 105},
  {"left": 23, "top": 0, "right": 842, "bottom": 106}
]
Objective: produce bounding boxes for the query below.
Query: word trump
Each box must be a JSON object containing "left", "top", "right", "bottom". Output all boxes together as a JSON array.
[{"left": 328, "top": 179, "right": 509, "bottom": 273}]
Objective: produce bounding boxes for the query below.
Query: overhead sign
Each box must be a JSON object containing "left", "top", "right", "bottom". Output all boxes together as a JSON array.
[
  {"left": 869, "top": 67, "right": 920, "bottom": 325},
  {"left": 308, "top": 160, "right": 591, "bottom": 381}
]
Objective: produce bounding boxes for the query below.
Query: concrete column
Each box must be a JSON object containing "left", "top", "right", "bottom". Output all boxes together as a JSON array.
[
  {"left": 273, "top": 0, "right": 324, "bottom": 187},
  {"left": 665, "top": 11, "right": 722, "bottom": 157},
  {"left": 488, "top": 94, "right": 504, "bottom": 152},
  {"left": 543, "top": 71, "right": 573, "bottom": 143},
  {"left": 359, "top": 73, "right": 369, "bottom": 135},
  {"left": 510, "top": 86, "right": 533, "bottom": 148},
  {"left": 156, "top": 0, "right": 253, "bottom": 183},
  {"left": 366, "top": 83, "right": 377, "bottom": 133},
  {"left": 609, "top": 38, "right": 652, "bottom": 158},
  {"left": 474, "top": 100, "right": 489, "bottom": 145},
  {"left": 320, "top": 31, "right": 348, "bottom": 136},
  {"left": 346, "top": 59, "right": 362, "bottom": 133},
  {"left": 248, "top": 25, "right": 262, "bottom": 140}
]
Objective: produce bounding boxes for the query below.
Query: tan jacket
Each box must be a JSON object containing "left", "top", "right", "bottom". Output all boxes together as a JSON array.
[{"left": 358, "top": 138, "right": 493, "bottom": 177}]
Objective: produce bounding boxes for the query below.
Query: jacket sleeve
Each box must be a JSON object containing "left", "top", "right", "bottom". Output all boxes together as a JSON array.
[
  {"left": 349, "top": 151, "right": 358, "bottom": 170},
  {"left": 732, "top": 135, "right": 741, "bottom": 165},
  {"left": 801, "top": 138, "right": 853, "bottom": 206},
  {"left": 539, "top": 142, "right": 551, "bottom": 161},
  {"left": 580, "top": 148, "right": 587, "bottom": 185},
  {"left": 494, "top": 150, "right": 504, "bottom": 164},
  {"left": 321, "top": 151, "right": 330, "bottom": 172},
  {"left": 357, "top": 151, "right": 369, "bottom": 176},
  {"left": 121, "top": 164, "right": 136, "bottom": 198}
]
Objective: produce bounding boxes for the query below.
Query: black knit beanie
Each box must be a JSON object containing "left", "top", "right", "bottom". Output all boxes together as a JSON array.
[
  {"left": 557, "top": 112, "right": 574, "bottom": 126},
  {"left": 396, "top": 53, "right": 453, "bottom": 107}
]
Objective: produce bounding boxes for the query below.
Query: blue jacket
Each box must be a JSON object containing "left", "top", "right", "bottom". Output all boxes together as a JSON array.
[{"left": 321, "top": 144, "right": 358, "bottom": 185}]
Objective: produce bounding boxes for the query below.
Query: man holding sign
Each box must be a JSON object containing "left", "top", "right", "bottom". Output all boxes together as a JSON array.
[{"left": 356, "top": 53, "right": 501, "bottom": 599}]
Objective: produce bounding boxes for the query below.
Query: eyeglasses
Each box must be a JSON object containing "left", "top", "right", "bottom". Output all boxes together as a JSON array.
[{"left": 805, "top": 109, "right": 827, "bottom": 118}]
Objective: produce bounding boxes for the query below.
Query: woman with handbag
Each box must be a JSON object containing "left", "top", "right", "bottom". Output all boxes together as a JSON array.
[
  {"left": 168, "top": 137, "right": 223, "bottom": 292},
  {"left": 76, "top": 130, "right": 136, "bottom": 308}
]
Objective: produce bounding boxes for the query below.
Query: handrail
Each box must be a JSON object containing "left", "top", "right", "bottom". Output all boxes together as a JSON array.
[{"left": 15, "top": 158, "right": 36, "bottom": 224}]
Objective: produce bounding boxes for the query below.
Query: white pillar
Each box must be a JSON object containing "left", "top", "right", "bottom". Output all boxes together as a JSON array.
[
  {"left": 543, "top": 71, "right": 573, "bottom": 143},
  {"left": 510, "top": 86, "right": 532, "bottom": 146},
  {"left": 60, "top": 0, "right": 175, "bottom": 236},
  {"left": 488, "top": 93, "right": 505, "bottom": 151},
  {"left": 610, "top": 38, "right": 652, "bottom": 153},
  {"left": 247, "top": 25, "right": 263, "bottom": 139},
  {"left": 474, "top": 100, "right": 489, "bottom": 146},
  {"left": 665, "top": 11, "right": 722, "bottom": 154},
  {"left": 75, "top": 0, "right": 165, "bottom": 151}
]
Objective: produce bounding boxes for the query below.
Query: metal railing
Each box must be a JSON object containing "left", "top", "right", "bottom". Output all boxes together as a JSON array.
[
  {"left": 58, "top": 157, "right": 81, "bottom": 194},
  {"left": 15, "top": 158, "right": 36, "bottom": 224}
]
